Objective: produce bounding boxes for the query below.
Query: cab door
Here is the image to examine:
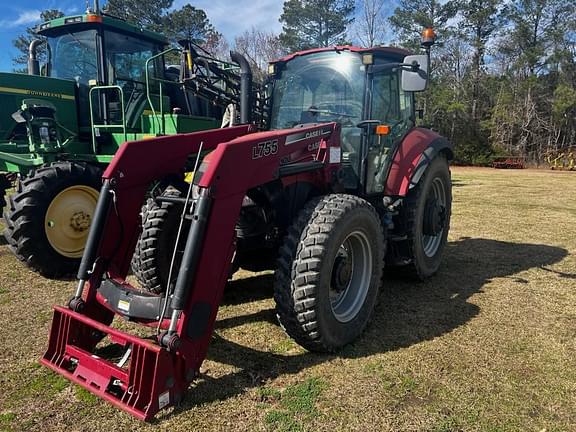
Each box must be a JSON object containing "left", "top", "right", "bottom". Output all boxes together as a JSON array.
[{"left": 364, "top": 64, "right": 414, "bottom": 194}]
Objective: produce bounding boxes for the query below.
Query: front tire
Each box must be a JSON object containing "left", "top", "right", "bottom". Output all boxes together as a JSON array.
[
  {"left": 3, "top": 161, "right": 102, "bottom": 279},
  {"left": 274, "top": 194, "right": 385, "bottom": 352},
  {"left": 131, "top": 187, "right": 187, "bottom": 294}
]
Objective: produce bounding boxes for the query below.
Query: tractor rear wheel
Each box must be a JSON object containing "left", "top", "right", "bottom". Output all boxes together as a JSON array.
[
  {"left": 131, "top": 187, "right": 187, "bottom": 294},
  {"left": 3, "top": 161, "right": 102, "bottom": 279},
  {"left": 274, "top": 194, "right": 385, "bottom": 352},
  {"left": 0, "top": 174, "right": 12, "bottom": 217},
  {"left": 399, "top": 154, "right": 451, "bottom": 279}
]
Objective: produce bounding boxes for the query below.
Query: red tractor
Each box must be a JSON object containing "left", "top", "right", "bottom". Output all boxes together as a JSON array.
[{"left": 42, "top": 30, "right": 453, "bottom": 420}]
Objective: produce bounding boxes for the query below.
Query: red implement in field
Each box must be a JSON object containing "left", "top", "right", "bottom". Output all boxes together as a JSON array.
[{"left": 492, "top": 156, "right": 525, "bottom": 169}]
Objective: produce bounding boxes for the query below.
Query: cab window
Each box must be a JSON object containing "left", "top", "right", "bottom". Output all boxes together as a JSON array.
[
  {"left": 103, "top": 31, "right": 165, "bottom": 128},
  {"left": 48, "top": 29, "right": 98, "bottom": 128},
  {"left": 49, "top": 29, "right": 98, "bottom": 85},
  {"left": 366, "top": 66, "right": 414, "bottom": 194},
  {"left": 104, "top": 31, "right": 162, "bottom": 86},
  {"left": 371, "top": 71, "right": 400, "bottom": 124}
]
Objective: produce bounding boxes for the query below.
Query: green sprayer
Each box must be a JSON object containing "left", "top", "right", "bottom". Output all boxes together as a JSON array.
[{"left": 0, "top": 3, "right": 264, "bottom": 278}]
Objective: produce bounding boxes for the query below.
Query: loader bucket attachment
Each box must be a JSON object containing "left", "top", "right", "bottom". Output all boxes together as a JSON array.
[
  {"left": 42, "top": 306, "right": 180, "bottom": 421},
  {"left": 39, "top": 123, "right": 339, "bottom": 420}
]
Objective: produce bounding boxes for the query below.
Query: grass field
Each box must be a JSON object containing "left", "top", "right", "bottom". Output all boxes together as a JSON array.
[{"left": 0, "top": 167, "right": 575, "bottom": 432}]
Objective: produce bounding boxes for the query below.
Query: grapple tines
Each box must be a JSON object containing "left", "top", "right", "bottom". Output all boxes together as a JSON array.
[{"left": 41, "top": 306, "right": 179, "bottom": 421}]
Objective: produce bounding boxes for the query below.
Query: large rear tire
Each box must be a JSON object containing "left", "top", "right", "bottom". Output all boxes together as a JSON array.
[
  {"left": 0, "top": 174, "right": 12, "bottom": 217},
  {"left": 274, "top": 194, "right": 385, "bottom": 352},
  {"left": 399, "top": 155, "right": 452, "bottom": 279},
  {"left": 3, "top": 161, "right": 102, "bottom": 279}
]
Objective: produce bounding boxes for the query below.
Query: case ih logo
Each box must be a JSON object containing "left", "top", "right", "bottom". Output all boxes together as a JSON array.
[
  {"left": 305, "top": 130, "right": 321, "bottom": 139},
  {"left": 307, "top": 141, "right": 320, "bottom": 151},
  {"left": 285, "top": 127, "right": 332, "bottom": 146},
  {"left": 252, "top": 139, "right": 279, "bottom": 159}
]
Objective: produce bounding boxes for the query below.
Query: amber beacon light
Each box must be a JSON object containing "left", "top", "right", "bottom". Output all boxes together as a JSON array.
[{"left": 421, "top": 27, "right": 436, "bottom": 48}]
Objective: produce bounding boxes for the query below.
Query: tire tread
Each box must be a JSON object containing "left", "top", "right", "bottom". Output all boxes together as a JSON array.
[{"left": 274, "top": 194, "right": 384, "bottom": 353}]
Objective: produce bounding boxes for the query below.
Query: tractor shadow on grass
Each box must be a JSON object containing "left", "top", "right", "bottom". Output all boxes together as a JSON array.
[
  {"left": 159, "top": 237, "right": 568, "bottom": 420},
  {"left": 220, "top": 273, "right": 275, "bottom": 306}
]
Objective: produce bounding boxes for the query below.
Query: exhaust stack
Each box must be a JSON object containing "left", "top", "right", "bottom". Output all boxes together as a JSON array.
[
  {"left": 229, "top": 51, "right": 252, "bottom": 125},
  {"left": 28, "top": 39, "right": 44, "bottom": 76}
]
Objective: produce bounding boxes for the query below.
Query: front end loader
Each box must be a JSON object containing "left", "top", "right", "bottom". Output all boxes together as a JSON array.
[{"left": 42, "top": 29, "right": 453, "bottom": 420}]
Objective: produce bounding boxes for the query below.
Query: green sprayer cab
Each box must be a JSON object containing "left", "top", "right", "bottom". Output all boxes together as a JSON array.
[{"left": 0, "top": 7, "right": 264, "bottom": 278}]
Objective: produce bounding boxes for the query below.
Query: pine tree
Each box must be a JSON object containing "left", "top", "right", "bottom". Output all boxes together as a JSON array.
[
  {"left": 104, "top": 0, "right": 173, "bottom": 33},
  {"left": 460, "top": 0, "right": 503, "bottom": 120},
  {"left": 388, "top": 0, "right": 457, "bottom": 49},
  {"left": 163, "top": 5, "right": 218, "bottom": 46},
  {"left": 279, "top": 0, "right": 356, "bottom": 52}
]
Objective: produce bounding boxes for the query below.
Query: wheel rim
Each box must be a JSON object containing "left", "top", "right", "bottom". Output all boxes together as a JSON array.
[
  {"left": 45, "top": 185, "right": 99, "bottom": 258},
  {"left": 329, "top": 230, "right": 373, "bottom": 323},
  {"left": 422, "top": 177, "right": 447, "bottom": 257}
]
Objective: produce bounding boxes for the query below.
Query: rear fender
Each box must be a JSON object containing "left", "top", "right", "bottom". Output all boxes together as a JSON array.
[{"left": 384, "top": 127, "right": 453, "bottom": 196}]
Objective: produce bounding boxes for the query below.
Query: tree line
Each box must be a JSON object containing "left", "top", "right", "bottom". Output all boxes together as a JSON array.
[{"left": 12, "top": 0, "right": 576, "bottom": 165}]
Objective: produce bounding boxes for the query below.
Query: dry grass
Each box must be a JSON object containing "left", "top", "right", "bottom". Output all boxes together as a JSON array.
[{"left": 0, "top": 167, "right": 575, "bottom": 432}]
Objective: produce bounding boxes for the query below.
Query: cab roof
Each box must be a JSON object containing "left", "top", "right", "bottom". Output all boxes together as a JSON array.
[
  {"left": 36, "top": 13, "right": 168, "bottom": 45},
  {"left": 271, "top": 46, "right": 412, "bottom": 64}
]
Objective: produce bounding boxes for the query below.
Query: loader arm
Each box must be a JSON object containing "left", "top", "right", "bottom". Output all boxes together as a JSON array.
[{"left": 42, "top": 122, "right": 341, "bottom": 420}]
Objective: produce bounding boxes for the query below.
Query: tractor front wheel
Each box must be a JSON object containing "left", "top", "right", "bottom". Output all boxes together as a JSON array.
[
  {"left": 131, "top": 187, "right": 187, "bottom": 294},
  {"left": 399, "top": 154, "right": 452, "bottom": 279},
  {"left": 3, "top": 161, "right": 102, "bottom": 279},
  {"left": 274, "top": 194, "right": 385, "bottom": 352}
]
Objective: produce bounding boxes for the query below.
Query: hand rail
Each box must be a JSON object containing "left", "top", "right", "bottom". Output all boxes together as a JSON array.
[
  {"left": 145, "top": 47, "right": 181, "bottom": 135},
  {"left": 89, "top": 85, "right": 126, "bottom": 153}
]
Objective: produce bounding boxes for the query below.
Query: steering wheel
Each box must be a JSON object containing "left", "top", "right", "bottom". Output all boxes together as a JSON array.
[
  {"left": 304, "top": 104, "right": 352, "bottom": 127},
  {"left": 316, "top": 102, "right": 354, "bottom": 116}
]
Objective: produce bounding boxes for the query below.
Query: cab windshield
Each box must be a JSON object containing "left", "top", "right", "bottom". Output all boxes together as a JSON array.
[
  {"left": 270, "top": 51, "right": 367, "bottom": 189},
  {"left": 270, "top": 51, "right": 366, "bottom": 130},
  {"left": 48, "top": 29, "right": 98, "bottom": 85}
]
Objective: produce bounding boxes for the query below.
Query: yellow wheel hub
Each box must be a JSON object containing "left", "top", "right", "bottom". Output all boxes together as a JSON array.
[{"left": 45, "top": 185, "right": 99, "bottom": 258}]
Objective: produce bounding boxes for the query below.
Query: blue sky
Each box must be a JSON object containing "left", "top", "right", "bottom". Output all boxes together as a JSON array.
[
  {"left": 0, "top": 1, "right": 398, "bottom": 71},
  {"left": 0, "top": 0, "right": 286, "bottom": 71}
]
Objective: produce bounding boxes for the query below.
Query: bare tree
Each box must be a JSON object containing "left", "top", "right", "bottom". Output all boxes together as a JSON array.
[
  {"left": 203, "top": 32, "right": 230, "bottom": 60},
  {"left": 355, "top": 0, "right": 388, "bottom": 47},
  {"left": 234, "top": 28, "right": 288, "bottom": 80}
]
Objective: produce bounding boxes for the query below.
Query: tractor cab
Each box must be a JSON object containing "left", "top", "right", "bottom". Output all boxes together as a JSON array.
[
  {"left": 268, "top": 46, "right": 429, "bottom": 195},
  {"left": 36, "top": 13, "right": 168, "bottom": 131}
]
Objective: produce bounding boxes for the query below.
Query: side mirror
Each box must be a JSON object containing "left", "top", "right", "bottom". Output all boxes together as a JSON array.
[{"left": 401, "top": 55, "right": 429, "bottom": 92}]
